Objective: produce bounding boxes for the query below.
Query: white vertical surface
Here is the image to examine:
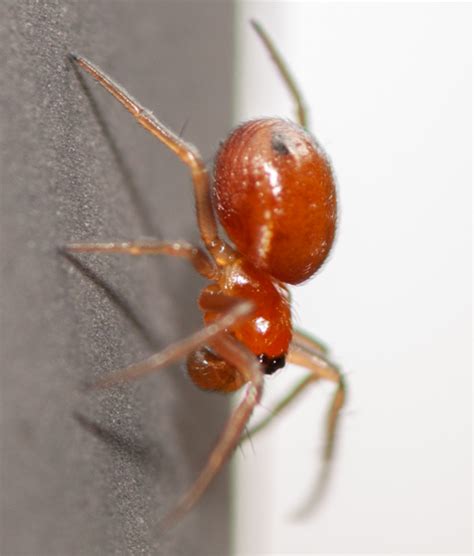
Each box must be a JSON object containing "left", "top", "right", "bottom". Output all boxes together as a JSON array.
[{"left": 233, "top": 3, "right": 471, "bottom": 554}]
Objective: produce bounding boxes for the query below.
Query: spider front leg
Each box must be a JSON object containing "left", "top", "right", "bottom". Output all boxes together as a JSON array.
[
  {"left": 88, "top": 300, "right": 253, "bottom": 389},
  {"left": 161, "top": 334, "right": 263, "bottom": 529},
  {"left": 69, "top": 54, "right": 234, "bottom": 266},
  {"left": 63, "top": 240, "right": 216, "bottom": 279}
]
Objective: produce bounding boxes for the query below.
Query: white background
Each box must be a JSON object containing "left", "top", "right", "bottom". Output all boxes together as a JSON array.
[{"left": 233, "top": 3, "right": 471, "bottom": 555}]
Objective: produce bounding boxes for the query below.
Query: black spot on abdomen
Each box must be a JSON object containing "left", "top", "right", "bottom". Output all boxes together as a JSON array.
[{"left": 271, "top": 133, "right": 290, "bottom": 156}]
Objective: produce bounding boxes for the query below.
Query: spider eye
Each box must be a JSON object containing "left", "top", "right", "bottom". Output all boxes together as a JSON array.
[{"left": 258, "top": 353, "right": 286, "bottom": 375}]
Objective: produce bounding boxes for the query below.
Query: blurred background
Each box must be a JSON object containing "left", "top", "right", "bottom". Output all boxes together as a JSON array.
[{"left": 234, "top": 3, "right": 471, "bottom": 554}]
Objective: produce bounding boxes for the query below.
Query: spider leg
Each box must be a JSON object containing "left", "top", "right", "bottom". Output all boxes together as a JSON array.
[
  {"left": 160, "top": 334, "right": 263, "bottom": 529},
  {"left": 244, "top": 374, "right": 317, "bottom": 440},
  {"left": 239, "top": 335, "right": 345, "bottom": 515},
  {"left": 285, "top": 342, "right": 346, "bottom": 517},
  {"left": 197, "top": 284, "right": 249, "bottom": 313},
  {"left": 292, "top": 328, "right": 329, "bottom": 356},
  {"left": 287, "top": 344, "right": 346, "bottom": 461},
  {"left": 251, "top": 20, "right": 309, "bottom": 128},
  {"left": 63, "top": 240, "right": 216, "bottom": 279},
  {"left": 89, "top": 301, "right": 253, "bottom": 389},
  {"left": 69, "top": 54, "right": 233, "bottom": 265},
  {"left": 241, "top": 333, "right": 344, "bottom": 447}
]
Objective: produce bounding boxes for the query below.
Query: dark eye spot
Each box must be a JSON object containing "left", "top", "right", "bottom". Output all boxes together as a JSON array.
[
  {"left": 271, "top": 133, "right": 290, "bottom": 156},
  {"left": 258, "top": 353, "right": 286, "bottom": 375}
]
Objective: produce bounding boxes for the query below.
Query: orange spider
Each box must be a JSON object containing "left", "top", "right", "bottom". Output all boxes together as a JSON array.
[{"left": 65, "top": 20, "right": 345, "bottom": 527}]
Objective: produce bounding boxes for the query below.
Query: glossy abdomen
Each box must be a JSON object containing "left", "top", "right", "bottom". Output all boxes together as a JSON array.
[{"left": 213, "top": 118, "right": 337, "bottom": 284}]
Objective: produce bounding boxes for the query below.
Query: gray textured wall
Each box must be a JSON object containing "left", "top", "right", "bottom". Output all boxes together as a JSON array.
[{"left": 1, "top": 1, "right": 235, "bottom": 554}]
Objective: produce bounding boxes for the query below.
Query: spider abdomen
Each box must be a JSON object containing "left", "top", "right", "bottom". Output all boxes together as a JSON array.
[{"left": 213, "top": 118, "right": 337, "bottom": 285}]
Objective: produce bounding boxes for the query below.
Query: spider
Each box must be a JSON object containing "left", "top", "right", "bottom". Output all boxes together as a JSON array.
[{"left": 65, "top": 20, "right": 345, "bottom": 527}]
